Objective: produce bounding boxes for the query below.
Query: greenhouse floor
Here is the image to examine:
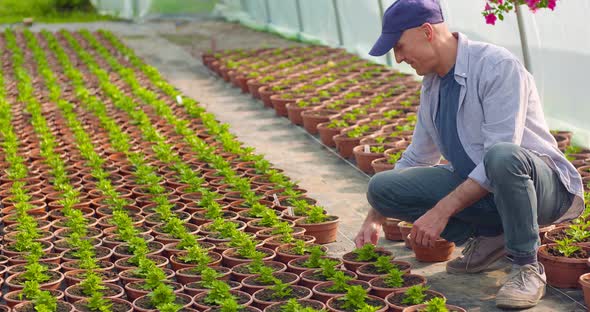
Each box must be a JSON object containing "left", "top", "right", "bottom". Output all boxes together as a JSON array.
[{"left": 22, "top": 18, "right": 586, "bottom": 311}]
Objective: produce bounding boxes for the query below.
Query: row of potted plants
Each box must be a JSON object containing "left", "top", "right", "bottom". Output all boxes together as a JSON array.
[{"left": 0, "top": 29, "right": 471, "bottom": 312}]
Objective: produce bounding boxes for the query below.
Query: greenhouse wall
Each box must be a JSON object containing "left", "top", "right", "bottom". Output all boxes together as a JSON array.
[{"left": 214, "top": 0, "right": 590, "bottom": 148}]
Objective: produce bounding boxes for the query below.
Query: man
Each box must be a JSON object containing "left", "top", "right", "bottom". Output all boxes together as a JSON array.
[{"left": 355, "top": 0, "right": 585, "bottom": 309}]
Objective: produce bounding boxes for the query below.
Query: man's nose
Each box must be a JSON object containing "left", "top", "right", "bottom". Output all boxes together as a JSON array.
[{"left": 393, "top": 50, "right": 404, "bottom": 64}]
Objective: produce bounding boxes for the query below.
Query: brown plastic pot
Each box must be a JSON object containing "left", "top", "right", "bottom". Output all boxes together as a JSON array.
[
  {"left": 341, "top": 248, "right": 394, "bottom": 272},
  {"left": 176, "top": 266, "right": 231, "bottom": 285},
  {"left": 231, "top": 260, "right": 287, "bottom": 282},
  {"left": 312, "top": 280, "right": 371, "bottom": 303},
  {"left": 326, "top": 294, "right": 387, "bottom": 312},
  {"left": 73, "top": 298, "right": 133, "bottom": 312},
  {"left": 369, "top": 274, "right": 427, "bottom": 298},
  {"left": 64, "top": 282, "right": 124, "bottom": 302},
  {"left": 410, "top": 238, "right": 455, "bottom": 262},
  {"left": 132, "top": 293, "right": 193, "bottom": 312},
  {"left": 241, "top": 271, "right": 300, "bottom": 295},
  {"left": 401, "top": 303, "right": 466, "bottom": 312},
  {"left": 538, "top": 244, "right": 590, "bottom": 288},
  {"left": 169, "top": 251, "right": 222, "bottom": 270},
  {"left": 295, "top": 216, "right": 339, "bottom": 244},
  {"left": 356, "top": 260, "right": 412, "bottom": 281},
  {"left": 382, "top": 218, "right": 404, "bottom": 241},
  {"left": 221, "top": 247, "right": 276, "bottom": 268},
  {"left": 13, "top": 301, "right": 74, "bottom": 312},
  {"left": 287, "top": 256, "right": 343, "bottom": 275},
  {"left": 252, "top": 285, "right": 312, "bottom": 310},
  {"left": 263, "top": 299, "right": 325, "bottom": 312},
  {"left": 385, "top": 289, "right": 446, "bottom": 312}
]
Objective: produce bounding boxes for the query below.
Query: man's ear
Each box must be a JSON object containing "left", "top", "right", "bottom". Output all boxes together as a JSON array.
[{"left": 421, "top": 23, "right": 434, "bottom": 42}]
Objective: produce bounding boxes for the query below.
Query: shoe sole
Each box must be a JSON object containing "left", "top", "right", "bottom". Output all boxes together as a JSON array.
[
  {"left": 446, "top": 248, "right": 507, "bottom": 274},
  {"left": 496, "top": 286, "right": 545, "bottom": 309}
]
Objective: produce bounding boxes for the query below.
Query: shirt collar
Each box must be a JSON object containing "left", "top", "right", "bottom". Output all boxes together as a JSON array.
[{"left": 422, "top": 32, "right": 469, "bottom": 90}]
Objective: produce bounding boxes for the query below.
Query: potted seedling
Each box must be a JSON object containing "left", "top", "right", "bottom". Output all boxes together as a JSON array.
[
  {"left": 275, "top": 241, "right": 328, "bottom": 264},
  {"left": 252, "top": 279, "right": 313, "bottom": 310},
  {"left": 231, "top": 252, "right": 287, "bottom": 282},
  {"left": 538, "top": 238, "right": 590, "bottom": 288},
  {"left": 342, "top": 244, "right": 393, "bottom": 272},
  {"left": 312, "top": 270, "right": 371, "bottom": 303},
  {"left": 401, "top": 297, "right": 466, "bottom": 312},
  {"left": 385, "top": 285, "right": 446, "bottom": 312},
  {"left": 263, "top": 298, "right": 326, "bottom": 312},
  {"left": 356, "top": 256, "right": 411, "bottom": 281},
  {"left": 300, "top": 259, "right": 356, "bottom": 289},
  {"left": 326, "top": 285, "right": 387, "bottom": 312},
  {"left": 368, "top": 267, "right": 427, "bottom": 298},
  {"left": 295, "top": 205, "right": 339, "bottom": 244},
  {"left": 287, "top": 245, "right": 343, "bottom": 275},
  {"left": 192, "top": 279, "right": 252, "bottom": 310},
  {"left": 242, "top": 266, "right": 300, "bottom": 295}
]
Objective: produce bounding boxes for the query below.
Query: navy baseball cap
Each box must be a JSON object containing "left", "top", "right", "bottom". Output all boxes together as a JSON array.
[{"left": 369, "top": 0, "right": 444, "bottom": 56}]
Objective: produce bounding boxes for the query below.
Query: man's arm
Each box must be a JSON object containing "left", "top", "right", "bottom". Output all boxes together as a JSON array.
[{"left": 411, "top": 58, "right": 530, "bottom": 247}]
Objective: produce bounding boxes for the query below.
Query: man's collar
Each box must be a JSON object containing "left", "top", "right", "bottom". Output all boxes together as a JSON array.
[{"left": 422, "top": 32, "right": 469, "bottom": 90}]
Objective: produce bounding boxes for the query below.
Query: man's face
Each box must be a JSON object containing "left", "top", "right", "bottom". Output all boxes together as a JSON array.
[{"left": 393, "top": 26, "right": 437, "bottom": 76}]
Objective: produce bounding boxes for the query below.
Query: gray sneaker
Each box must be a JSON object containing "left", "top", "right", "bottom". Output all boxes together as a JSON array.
[
  {"left": 496, "top": 263, "right": 547, "bottom": 309},
  {"left": 446, "top": 233, "right": 507, "bottom": 274}
]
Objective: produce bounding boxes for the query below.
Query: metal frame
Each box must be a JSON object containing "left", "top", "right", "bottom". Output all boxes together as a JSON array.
[
  {"left": 295, "top": 0, "right": 305, "bottom": 37},
  {"left": 332, "top": 0, "right": 344, "bottom": 46},
  {"left": 515, "top": 3, "right": 533, "bottom": 72}
]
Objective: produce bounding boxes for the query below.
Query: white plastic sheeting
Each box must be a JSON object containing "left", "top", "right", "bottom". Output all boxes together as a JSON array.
[{"left": 215, "top": 0, "right": 590, "bottom": 147}]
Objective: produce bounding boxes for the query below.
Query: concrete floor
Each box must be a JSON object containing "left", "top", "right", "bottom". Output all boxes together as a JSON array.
[{"left": 14, "top": 18, "right": 587, "bottom": 311}]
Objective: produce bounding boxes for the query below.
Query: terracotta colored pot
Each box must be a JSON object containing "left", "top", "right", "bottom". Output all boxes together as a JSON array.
[
  {"left": 299, "top": 269, "right": 357, "bottom": 289},
  {"left": 13, "top": 301, "right": 74, "bottom": 312},
  {"left": 287, "top": 256, "right": 343, "bottom": 275},
  {"left": 353, "top": 144, "right": 395, "bottom": 174},
  {"left": 312, "top": 280, "right": 371, "bottom": 303},
  {"left": 410, "top": 238, "right": 455, "bottom": 262},
  {"left": 538, "top": 244, "right": 590, "bottom": 288},
  {"left": 579, "top": 272, "right": 590, "bottom": 309},
  {"left": 263, "top": 299, "right": 325, "bottom": 312},
  {"left": 252, "top": 285, "right": 313, "bottom": 310},
  {"left": 401, "top": 303, "right": 466, "bottom": 312},
  {"left": 176, "top": 266, "right": 232, "bottom": 285},
  {"left": 275, "top": 243, "right": 329, "bottom": 264},
  {"left": 301, "top": 109, "right": 339, "bottom": 134},
  {"left": 73, "top": 298, "right": 133, "bottom": 312},
  {"left": 3, "top": 290, "right": 64, "bottom": 308},
  {"left": 356, "top": 260, "right": 412, "bottom": 281},
  {"left": 242, "top": 271, "right": 299, "bottom": 295},
  {"left": 169, "top": 251, "right": 222, "bottom": 270},
  {"left": 64, "top": 283, "right": 124, "bottom": 302},
  {"left": 341, "top": 248, "right": 394, "bottom": 272},
  {"left": 385, "top": 289, "right": 446, "bottom": 312},
  {"left": 221, "top": 247, "right": 276, "bottom": 268},
  {"left": 132, "top": 293, "right": 193, "bottom": 312},
  {"left": 193, "top": 290, "right": 252, "bottom": 311},
  {"left": 5, "top": 271, "right": 64, "bottom": 291},
  {"left": 317, "top": 122, "right": 343, "bottom": 147},
  {"left": 231, "top": 260, "right": 287, "bottom": 282},
  {"left": 371, "top": 157, "right": 395, "bottom": 173},
  {"left": 295, "top": 216, "right": 339, "bottom": 244},
  {"left": 326, "top": 294, "right": 387, "bottom": 312},
  {"left": 382, "top": 218, "right": 404, "bottom": 241},
  {"left": 125, "top": 281, "right": 184, "bottom": 301},
  {"left": 369, "top": 274, "right": 427, "bottom": 298}
]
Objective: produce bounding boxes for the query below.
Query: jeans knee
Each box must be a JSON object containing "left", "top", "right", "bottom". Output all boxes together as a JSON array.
[
  {"left": 366, "top": 171, "right": 410, "bottom": 219},
  {"left": 367, "top": 171, "right": 390, "bottom": 210},
  {"left": 483, "top": 143, "right": 524, "bottom": 181}
]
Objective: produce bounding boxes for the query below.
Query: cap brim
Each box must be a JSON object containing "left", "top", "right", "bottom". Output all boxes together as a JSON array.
[{"left": 369, "top": 32, "right": 401, "bottom": 56}]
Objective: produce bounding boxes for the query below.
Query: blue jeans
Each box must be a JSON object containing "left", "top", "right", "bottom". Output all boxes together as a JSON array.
[{"left": 367, "top": 143, "right": 574, "bottom": 258}]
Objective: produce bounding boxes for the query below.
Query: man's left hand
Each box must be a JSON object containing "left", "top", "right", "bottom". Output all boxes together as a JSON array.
[{"left": 410, "top": 206, "right": 450, "bottom": 248}]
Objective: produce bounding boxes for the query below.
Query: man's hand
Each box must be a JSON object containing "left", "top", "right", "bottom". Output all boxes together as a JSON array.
[
  {"left": 355, "top": 208, "right": 386, "bottom": 248},
  {"left": 410, "top": 206, "right": 450, "bottom": 248},
  {"left": 410, "top": 178, "right": 489, "bottom": 248}
]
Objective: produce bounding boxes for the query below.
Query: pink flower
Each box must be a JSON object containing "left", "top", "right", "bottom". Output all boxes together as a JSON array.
[
  {"left": 485, "top": 3, "right": 492, "bottom": 11},
  {"left": 526, "top": 0, "right": 540, "bottom": 11},
  {"left": 497, "top": 0, "right": 503, "bottom": 4},
  {"left": 548, "top": 0, "right": 557, "bottom": 10},
  {"left": 485, "top": 13, "right": 497, "bottom": 25}
]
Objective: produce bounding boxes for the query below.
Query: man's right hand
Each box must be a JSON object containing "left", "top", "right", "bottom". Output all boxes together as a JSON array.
[{"left": 354, "top": 208, "right": 386, "bottom": 248}]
